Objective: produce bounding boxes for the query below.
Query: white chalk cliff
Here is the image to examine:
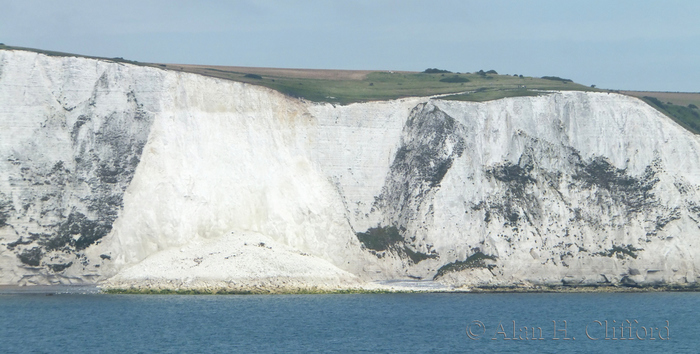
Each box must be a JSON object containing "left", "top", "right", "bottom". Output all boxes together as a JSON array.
[{"left": 2, "top": 49, "right": 700, "bottom": 291}]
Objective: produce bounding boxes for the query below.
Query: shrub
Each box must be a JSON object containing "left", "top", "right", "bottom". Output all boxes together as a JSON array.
[
  {"left": 643, "top": 96, "right": 665, "bottom": 107},
  {"left": 485, "top": 70, "right": 498, "bottom": 74},
  {"left": 356, "top": 226, "right": 402, "bottom": 251},
  {"left": 422, "top": 68, "right": 452, "bottom": 74},
  {"left": 541, "top": 76, "right": 573, "bottom": 83},
  {"left": 244, "top": 73, "right": 262, "bottom": 79},
  {"left": 433, "top": 252, "right": 496, "bottom": 279},
  {"left": 594, "top": 245, "right": 641, "bottom": 259},
  {"left": 690, "top": 104, "right": 698, "bottom": 109}
]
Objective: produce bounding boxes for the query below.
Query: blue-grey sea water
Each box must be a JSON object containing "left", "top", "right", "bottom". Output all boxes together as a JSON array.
[{"left": 0, "top": 290, "right": 697, "bottom": 353}]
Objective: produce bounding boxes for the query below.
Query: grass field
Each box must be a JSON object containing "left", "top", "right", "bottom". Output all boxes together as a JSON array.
[
  {"left": 2, "top": 44, "right": 699, "bottom": 133},
  {"left": 162, "top": 63, "right": 599, "bottom": 105}
]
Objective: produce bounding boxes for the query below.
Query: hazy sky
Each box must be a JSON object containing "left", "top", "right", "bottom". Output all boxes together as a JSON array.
[{"left": 2, "top": 0, "right": 699, "bottom": 91}]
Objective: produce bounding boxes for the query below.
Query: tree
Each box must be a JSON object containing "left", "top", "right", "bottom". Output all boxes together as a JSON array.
[{"left": 422, "top": 68, "right": 452, "bottom": 74}]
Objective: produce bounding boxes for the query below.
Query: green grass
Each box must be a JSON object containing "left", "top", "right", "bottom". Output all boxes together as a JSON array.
[{"left": 182, "top": 70, "right": 599, "bottom": 105}]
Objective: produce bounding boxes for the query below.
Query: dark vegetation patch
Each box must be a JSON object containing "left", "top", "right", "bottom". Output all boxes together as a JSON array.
[
  {"left": 594, "top": 245, "right": 642, "bottom": 259},
  {"left": 47, "top": 262, "right": 73, "bottom": 272},
  {"left": 572, "top": 157, "right": 658, "bottom": 213},
  {"left": 6, "top": 238, "right": 32, "bottom": 250},
  {"left": 422, "top": 68, "right": 452, "bottom": 74},
  {"left": 482, "top": 154, "right": 540, "bottom": 226},
  {"left": 541, "top": 76, "right": 573, "bottom": 83},
  {"left": 44, "top": 212, "right": 112, "bottom": 251},
  {"left": 356, "top": 226, "right": 402, "bottom": 251},
  {"left": 18, "top": 247, "right": 43, "bottom": 266},
  {"left": 656, "top": 209, "right": 681, "bottom": 230},
  {"left": 470, "top": 69, "right": 499, "bottom": 76},
  {"left": 574, "top": 157, "right": 638, "bottom": 190},
  {"left": 403, "top": 246, "right": 437, "bottom": 264},
  {"left": 478, "top": 136, "right": 662, "bottom": 230},
  {"left": 488, "top": 161, "right": 536, "bottom": 185},
  {"left": 433, "top": 252, "right": 496, "bottom": 279},
  {"left": 243, "top": 73, "right": 262, "bottom": 80},
  {"left": 356, "top": 226, "right": 436, "bottom": 263}
]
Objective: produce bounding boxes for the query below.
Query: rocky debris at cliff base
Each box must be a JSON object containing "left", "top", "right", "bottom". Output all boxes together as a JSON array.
[{"left": 100, "top": 231, "right": 364, "bottom": 292}]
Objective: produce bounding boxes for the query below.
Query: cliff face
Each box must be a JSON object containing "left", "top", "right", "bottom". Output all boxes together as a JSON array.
[{"left": 2, "top": 50, "right": 700, "bottom": 290}]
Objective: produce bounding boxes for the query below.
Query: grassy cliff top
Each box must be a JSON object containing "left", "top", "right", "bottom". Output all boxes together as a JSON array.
[
  {"left": 159, "top": 63, "right": 600, "bottom": 104},
  {"left": 2, "top": 44, "right": 699, "bottom": 133}
]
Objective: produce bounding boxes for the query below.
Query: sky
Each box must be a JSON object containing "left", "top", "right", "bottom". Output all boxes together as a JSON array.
[{"left": 1, "top": 0, "right": 699, "bottom": 92}]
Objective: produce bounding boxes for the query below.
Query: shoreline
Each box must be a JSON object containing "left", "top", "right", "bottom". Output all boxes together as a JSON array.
[
  {"left": 101, "top": 283, "right": 700, "bottom": 295},
  {"left": 0, "top": 279, "right": 700, "bottom": 295},
  {"left": 2, "top": 282, "right": 699, "bottom": 295}
]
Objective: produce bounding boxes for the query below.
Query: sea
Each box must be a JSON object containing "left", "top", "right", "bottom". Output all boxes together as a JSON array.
[{"left": 0, "top": 287, "right": 696, "bottom": 353}]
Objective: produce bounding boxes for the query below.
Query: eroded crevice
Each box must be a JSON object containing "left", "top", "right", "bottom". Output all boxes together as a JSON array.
[{"left": 370, "top": 103, "right": 467, "bottom": 253}]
